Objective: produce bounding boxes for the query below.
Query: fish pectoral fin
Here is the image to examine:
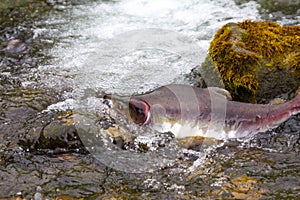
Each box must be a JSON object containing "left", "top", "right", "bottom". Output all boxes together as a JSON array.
[
  {"left": 208, "top": 87, "right": 232, "bottom": 101},
  {"left": 178, "top": 136, "right": 223, "bottom": 149}
]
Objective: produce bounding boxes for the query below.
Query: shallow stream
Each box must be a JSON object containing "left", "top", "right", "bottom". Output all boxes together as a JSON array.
[{"left": 0, "top": 0, "right": 299, "bottom": 199}]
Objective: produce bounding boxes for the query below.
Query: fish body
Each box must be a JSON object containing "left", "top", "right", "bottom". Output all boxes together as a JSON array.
[{"left": 115, "top": 84, "right": 300, "bottom": 139}]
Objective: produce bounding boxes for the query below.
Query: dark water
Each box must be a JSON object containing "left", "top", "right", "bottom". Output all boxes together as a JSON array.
[{"left": 0, "top": 0, "right": 299, "bottom": 199}]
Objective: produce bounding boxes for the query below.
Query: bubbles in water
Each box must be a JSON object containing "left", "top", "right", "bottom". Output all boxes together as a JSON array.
[
  {"left": 39, "top": 0, "right": 260, "bottom": 99},
  {"left": 76, "top": 28, "right": 203, "bottom": 96},
  {"left": 74, "top": 112, "right": 181, "bottom": 173}
]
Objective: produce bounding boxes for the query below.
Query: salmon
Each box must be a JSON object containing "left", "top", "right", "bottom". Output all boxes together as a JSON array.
[{"left": 108, "top": 84, "right": 300, "bottom": 140}]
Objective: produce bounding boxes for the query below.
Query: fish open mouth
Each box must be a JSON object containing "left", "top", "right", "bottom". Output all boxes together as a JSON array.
[{"left": 103, "top": 94, "right": 129, "bottom": 114}]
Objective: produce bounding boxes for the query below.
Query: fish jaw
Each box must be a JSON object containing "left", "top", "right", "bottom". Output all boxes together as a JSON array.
[{"left": 103, "top": 94, "right": 131, "bottom": 120}]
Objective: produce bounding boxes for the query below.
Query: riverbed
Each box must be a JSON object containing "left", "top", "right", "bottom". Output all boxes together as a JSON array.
[{"left": 0, "top": 0, "right": 299, "bottom": 199}]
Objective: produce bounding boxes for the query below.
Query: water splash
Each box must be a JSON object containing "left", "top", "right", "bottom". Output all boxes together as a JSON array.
[
  {"left": 38, "top": 0, "right": 260, "bottom": 102},
  {"left": 37, "top": 0, "right": 261, "bottom": 173}
]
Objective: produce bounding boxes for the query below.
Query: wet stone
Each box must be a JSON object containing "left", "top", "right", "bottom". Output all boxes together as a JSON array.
[
  {"left": 234, "top": 0, "right": 300, "bottom": 23},
  {"left": 0, "top": 80, "right": 61, "bottom": 149},
  {"left": 4, "top": 106, "right": 37, "bottom": 122},
  {"left": 4, "top": 39, "right": 27, "bottom": 56},
  {"left": 197, "top": 20, "right": 300, "bottom": 103},
  {"left": 20, "top": 112, "right": 86, "bottom": 154},
  {"left": 0, "top": 150, "right": 107, "bottom": 198}
]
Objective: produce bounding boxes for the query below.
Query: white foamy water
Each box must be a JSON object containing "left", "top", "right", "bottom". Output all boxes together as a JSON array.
[{"left": 38, "top": 0, "right": 260, "bottom": 102}]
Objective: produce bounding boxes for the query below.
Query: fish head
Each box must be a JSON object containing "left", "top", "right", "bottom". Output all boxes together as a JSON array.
[
  {"left": 104, "top": 94, "right": 153, "bottom": 126},
  {"left": 105, "top": 96, "right": 171, "bottom": 132},
  {"left": 129, "top": 96, "right": 185, "bottom": 135}
]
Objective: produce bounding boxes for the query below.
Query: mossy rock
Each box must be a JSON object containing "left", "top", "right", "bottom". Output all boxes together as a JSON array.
[{"left": 200, "top": 20, "right": 300, "bottom": 103}]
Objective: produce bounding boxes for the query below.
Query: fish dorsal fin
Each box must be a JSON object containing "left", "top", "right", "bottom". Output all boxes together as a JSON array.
[
  {"left": 269, "top": 97, "right": 285, "bottom": 105},
  {"left": 207, "top": 87, "right": 232, "bottom": 101}
]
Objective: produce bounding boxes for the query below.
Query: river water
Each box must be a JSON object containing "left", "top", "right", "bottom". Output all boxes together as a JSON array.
[
  {"left": 0, "top": 0, "right": 299, "bottom": 199},
  {"left": 39, "top": 0, "right": 259, "bottom": 96}
]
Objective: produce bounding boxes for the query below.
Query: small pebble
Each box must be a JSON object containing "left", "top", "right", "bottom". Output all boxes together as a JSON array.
[{"left": 34, "top": 186, "right": 42, "bottom": 200}]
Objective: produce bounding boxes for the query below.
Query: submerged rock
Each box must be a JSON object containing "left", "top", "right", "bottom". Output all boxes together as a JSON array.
[
  {"left": 199, "top": 20, "right": 300, "bottom": 103},
  {"left": 20, "top": 111, "right": 86, "bottom": 154},
  {"left": 0, "top": 73, "right": 61, "bottom": 150},
  {"left": 5, "top": 39, "right": 26, "bottom": 56},
  {"left": 234, "top": 0, "right": 300, "bottom": 23}
]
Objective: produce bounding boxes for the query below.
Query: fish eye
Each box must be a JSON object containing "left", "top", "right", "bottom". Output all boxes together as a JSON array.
[
  {"left": 129, "top": 99, "right": 150, "bottom": 125},
  {"left": 103, "top": 99, "right": 112, "bottom": 108}
]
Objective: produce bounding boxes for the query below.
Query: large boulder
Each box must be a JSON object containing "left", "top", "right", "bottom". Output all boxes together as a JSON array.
[{"left": 199, "top": 20, "right": 300, "bottom": 103}]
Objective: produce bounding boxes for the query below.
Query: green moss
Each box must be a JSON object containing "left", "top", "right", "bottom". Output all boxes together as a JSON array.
[{"left": 201, "top": 20, "right": 300, "bottom": 103}]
